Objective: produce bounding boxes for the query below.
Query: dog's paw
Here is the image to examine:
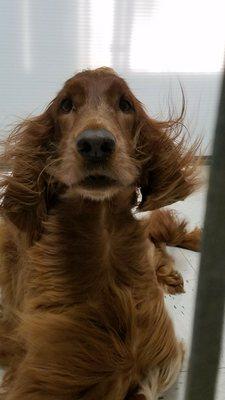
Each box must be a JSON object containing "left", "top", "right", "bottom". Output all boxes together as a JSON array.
[{"left": 162, "top": 270, "right": 185, "bottom": 295}]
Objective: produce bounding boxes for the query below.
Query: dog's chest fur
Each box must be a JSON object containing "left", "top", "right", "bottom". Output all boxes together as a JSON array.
[
  {"left": 21, "top": 197, "right": 161, "bottom": 398},
  {"left": 28, "top": 197, "right": 156, "bottom": 304}
]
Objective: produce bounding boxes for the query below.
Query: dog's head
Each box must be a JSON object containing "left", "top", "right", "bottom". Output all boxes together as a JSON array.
[
  {"left": 1, "top": 67, "right": 199, "bottom": 240},
  {"left": 50, "top": 67, "right": 140, "bottom": 201}
]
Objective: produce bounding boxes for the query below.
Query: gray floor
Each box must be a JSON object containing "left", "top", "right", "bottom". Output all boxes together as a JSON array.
[{"left": 163, "top": 167, "right": 225, "bottom": 399}]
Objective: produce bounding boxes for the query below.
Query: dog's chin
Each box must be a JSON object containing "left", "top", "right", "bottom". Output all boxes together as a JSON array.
[
  {"left": 76, "top": 186, "right": 120, "bottom": 201},
  {"left": 64, "top": 175, "right": 122, "bottom": 201}
]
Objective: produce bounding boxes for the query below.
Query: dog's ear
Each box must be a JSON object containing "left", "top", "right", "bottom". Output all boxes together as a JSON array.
[
  {"left": 136, "top": 116, "right": 200, "bottom": 211},
  {"left": 0, "top": 106, "right": 58, "bottom": 243}
]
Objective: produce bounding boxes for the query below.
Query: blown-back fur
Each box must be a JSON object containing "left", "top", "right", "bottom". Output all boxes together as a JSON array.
[{"left": 0, "top": 68, "right": 200, "bottom": 400}]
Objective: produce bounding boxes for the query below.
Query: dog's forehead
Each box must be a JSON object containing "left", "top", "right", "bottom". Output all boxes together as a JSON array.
[{"left": 64, "top": 69, "right": 130, "bottom": 98}]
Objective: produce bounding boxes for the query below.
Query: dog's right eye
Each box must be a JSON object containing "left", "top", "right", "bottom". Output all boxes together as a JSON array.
[
  {"left": 60, "top": 98, "right": 74, "bottom": 113},
  {"left": 119, "top": 97, "right": 134, "bottom": 113}
]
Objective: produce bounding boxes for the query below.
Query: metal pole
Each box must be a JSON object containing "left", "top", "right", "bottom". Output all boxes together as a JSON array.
[{"left": 185, "top": 71, "right": 225, "bottom": 399}]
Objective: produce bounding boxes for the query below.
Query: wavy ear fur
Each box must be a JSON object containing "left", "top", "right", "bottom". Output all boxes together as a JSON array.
[
  {"left": 0, "top": 108, "right": 58, "bottom": 243},
  {"left": 137, "top": 116, "right": 201, "bottom": 211}
]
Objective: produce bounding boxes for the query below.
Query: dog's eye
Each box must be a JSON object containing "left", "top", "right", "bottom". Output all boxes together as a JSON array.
[
  {"left": 119, "top": 98, "right": 134, "bottom": 113},
  {"left": 60, "top": 98, "right": 74, "bottom": 113}
]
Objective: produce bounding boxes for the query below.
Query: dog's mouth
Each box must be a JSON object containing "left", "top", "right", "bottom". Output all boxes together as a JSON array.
[{"left": 79, "top": 174, "right": 118, "bottom": 189}]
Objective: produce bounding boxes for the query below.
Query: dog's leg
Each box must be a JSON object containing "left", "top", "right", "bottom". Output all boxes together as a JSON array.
[
  {"left": 146, "top": 209, "right": 201, "bottom": 252},
  {"left": 137, "top": 341, "right": 184, "bottom": 400},
  {"left": 145, "top": 208, "right": 201, "bottom": 294},
  {"left": 152, "top": 243, "right": 184, "bottom": 294},
  {"left": 127, "top": 292, "right": 185, "bottom": 400}
]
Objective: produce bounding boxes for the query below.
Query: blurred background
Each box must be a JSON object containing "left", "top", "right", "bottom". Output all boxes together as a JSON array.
[{"left": 0, "top": 0, "right": 225, "bottom": 154}]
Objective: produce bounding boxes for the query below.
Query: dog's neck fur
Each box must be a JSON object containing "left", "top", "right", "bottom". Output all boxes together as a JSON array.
[{"left": 26, "top": 190, "right": 157, "bottom": 310}]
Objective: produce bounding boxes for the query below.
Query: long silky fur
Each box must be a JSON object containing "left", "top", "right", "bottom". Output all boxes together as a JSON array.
[
  {"left": 137, "top": 115, "right": 201, "bottom": 210},
  {"left": 0, "top": 68, "right": 201, "bottom": 400}
]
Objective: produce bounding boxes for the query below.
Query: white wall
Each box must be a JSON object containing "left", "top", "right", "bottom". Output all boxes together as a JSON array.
[{"left": 1, "top": 0, "right": 225, "bottom": 154}]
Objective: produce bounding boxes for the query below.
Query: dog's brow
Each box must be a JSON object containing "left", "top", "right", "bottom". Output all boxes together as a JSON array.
[
  {"left": 105, "top": 78, "right": 129, "bottom": 96},
  {"left": 69, "top": 81, "right": 86, "bottom": 94}
]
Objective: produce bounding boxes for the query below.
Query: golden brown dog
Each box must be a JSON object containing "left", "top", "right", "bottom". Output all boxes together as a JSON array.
[{"left": 0, "top": 67, "right": 200, "bottom": 399}]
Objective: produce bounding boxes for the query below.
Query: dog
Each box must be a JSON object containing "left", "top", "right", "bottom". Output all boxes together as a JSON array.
[{"left": 0, "top": 67, "right": 200, "bottom": 399}]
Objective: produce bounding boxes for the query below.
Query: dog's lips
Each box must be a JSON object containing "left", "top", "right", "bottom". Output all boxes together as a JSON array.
[{"left": 79, "top": 175, "right": 118, "bottom": 189}]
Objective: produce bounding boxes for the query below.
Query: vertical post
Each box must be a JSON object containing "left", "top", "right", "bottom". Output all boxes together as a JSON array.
[{"left": 185, "top": 72, "right": 225, "bottom": 399}]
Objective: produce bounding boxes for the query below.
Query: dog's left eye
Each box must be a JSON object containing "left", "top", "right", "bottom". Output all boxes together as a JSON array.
[
  {"left": 60, "top": 98, "right": 74, "bottom": 113},
  {"left": 119, "top": 98, "right": 134, "bottom": 113}
]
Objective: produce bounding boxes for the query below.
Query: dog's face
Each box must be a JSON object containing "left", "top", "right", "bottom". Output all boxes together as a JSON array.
[
  {"left": 49, "top": 68, "right": 143, "bottom": 200},
  {"left": 1, "top": 67, "right": 198, "bottom": 240}
]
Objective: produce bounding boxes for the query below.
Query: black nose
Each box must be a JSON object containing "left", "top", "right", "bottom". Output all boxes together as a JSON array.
[{"left": 76, "top": 129, "right": 116, "bottom": 162}]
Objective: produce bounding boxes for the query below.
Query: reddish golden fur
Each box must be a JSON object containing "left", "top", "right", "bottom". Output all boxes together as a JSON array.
[
  {"left": 147, "top": 209, "right": 201, "bottom": 252},
  {"left": 0, "top": 68, "right": 200, "bottom": 399}
]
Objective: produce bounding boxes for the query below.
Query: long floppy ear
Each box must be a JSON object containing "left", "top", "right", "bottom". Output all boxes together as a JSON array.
[
  {"left": 137, "top": 116, "right": 201, "bottom": 211},
  {"left": 0, "top": 107, "right": 59, "bottom": 243}
]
